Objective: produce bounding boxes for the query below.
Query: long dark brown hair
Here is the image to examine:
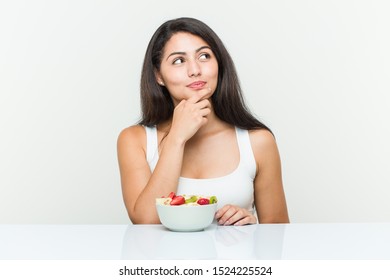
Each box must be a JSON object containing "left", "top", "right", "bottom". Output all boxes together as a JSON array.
[{"left": 139, "top": 17, "right": 271, "bottom": 132}]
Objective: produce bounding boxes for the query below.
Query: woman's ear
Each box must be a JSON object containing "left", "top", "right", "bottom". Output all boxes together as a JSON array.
[{"left": 155, "top": 72, "right": 165, "bottom": 86}]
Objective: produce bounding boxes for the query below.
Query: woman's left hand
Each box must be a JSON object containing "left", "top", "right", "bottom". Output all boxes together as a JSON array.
[{"left": 215, "top": 204, "right": 257, "bottom": 226}]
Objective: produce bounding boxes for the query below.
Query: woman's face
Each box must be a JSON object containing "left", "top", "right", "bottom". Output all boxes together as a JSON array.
[{"left": 156, "top": 32, "right": 219, "bottom": 106}]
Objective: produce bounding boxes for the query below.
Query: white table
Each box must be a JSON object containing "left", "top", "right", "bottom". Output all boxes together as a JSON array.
[{"left": 1, "top": 223, "right": 390, "bottom": 259}]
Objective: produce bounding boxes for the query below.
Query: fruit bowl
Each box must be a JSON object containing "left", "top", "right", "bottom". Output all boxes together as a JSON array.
[
  {"left": 156, "top": 193, "right": 218, "bottom": 232},
  {"left": 156, "top": 203, "right": 217, "bottom": 232}
]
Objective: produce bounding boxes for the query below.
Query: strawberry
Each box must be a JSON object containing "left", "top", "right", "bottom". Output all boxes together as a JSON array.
[
  {"left": 197, "top": 198, "right": 210, "bottom": 205},
  {"left": 168, "top": 192, "right": 176, "bottom": 199},
  {"left": 170, "top": 195, "right": 185, "bottom": 205}
]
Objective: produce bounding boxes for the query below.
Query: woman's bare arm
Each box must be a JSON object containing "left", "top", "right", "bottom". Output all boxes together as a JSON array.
[
  {"left": 117, "top": 91, "right": 211, "bottom": 224},
  {"left": 117, "top": 126, "right": 186, "bottom": 223},
  {"left": 251, "top": 129, "right": 289, "bottom": 223}
]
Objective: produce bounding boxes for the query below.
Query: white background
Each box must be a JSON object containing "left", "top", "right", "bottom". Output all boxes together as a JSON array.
[{"left": 1, "top": 0, "right": 389, "bottom": 224}]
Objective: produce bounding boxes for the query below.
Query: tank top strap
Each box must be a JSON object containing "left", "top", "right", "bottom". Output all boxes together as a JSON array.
[
  {"left": 235, "top": 127, "right": 257, "bottom": 179},
  {"left": 144, "top": 125, "right": 158, "bottom": 172}
]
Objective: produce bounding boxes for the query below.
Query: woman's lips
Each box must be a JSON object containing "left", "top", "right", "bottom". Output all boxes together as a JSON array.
[{"left": 187, "top": 81, "right": 206, "bottom": 89}]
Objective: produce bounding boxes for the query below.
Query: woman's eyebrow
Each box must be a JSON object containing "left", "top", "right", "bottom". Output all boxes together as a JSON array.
[
  {"left": 166, "top": 51, "right": 186, "bottom": 61},
  {"left": 196, "top": 46, "right": 211, "bottom": 53},
  {"left": 166, "top": 46, "right": 211, "bottom": 61}
]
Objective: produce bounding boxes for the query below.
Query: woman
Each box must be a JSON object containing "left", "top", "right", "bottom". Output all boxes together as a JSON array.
[{"left": 117, "top": 17, "right": 289, "bottom": 225}]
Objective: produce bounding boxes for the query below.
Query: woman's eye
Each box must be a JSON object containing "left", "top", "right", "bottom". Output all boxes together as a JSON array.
[
  {"left": 199, "top": 53, "right": 211, "bottom": 60},
  {"left": 173, "top": 58, "right": 184, "bottom": 65}
]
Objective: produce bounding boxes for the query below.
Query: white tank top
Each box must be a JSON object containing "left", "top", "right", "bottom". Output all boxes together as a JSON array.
[{"left": 144, "top": 126, "right": 257, "bottom": 213}]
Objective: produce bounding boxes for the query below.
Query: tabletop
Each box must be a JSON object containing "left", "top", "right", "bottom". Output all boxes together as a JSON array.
[{"left": 1, "top": 223, "right": 390, "bottom": 260}]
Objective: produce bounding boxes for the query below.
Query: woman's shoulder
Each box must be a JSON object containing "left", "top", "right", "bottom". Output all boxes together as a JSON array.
[
  {"left": 248, "top": 128, "right": 276, "bottom": 147},
  {"left": 117, "top": 124, "right": 146, "bottom": 149},
  {"left": 248, "top": 129, "right": 279, "bottom": 163}
]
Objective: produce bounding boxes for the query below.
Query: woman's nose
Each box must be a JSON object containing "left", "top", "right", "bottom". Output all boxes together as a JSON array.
[{"left": 187, "top": 60, "right": 201, "bottom": 77}]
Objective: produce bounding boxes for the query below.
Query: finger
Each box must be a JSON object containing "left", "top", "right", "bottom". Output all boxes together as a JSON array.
[
  {"left": 233, "top": 216, "right": 251, "bottom": 226},
  {"left": 217, "top": 207, "right": 238, "bottom": 225},
  {"left": 200, "top": 107, "right": 211, "bottom": 117},
  {"left": 222, "top": 210, "right": 244, "bottom": 226},
  {"left": 194, "top": 99, "right": 210, "bottom": 109},
  {"left": 187, "top": 87, "right": 212, "bottom": 104},
  {"left": 174, "top": 98, "right": 187, "bottom": 109},
  {"left": 200, "top": 116, "right": 209, "bottom": 127},
  {"left": 215, "top": 204, "right": 231, "bottom": 219}
]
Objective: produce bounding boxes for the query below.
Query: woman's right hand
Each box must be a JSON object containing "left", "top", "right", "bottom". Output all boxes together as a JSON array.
[{"left": 169, "top": 88, "right": 212, "bottom": 143}]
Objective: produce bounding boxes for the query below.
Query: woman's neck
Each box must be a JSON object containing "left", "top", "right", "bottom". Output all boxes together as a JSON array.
[{"left": 192, "top": 109, "right": 225, "bottom": 137}]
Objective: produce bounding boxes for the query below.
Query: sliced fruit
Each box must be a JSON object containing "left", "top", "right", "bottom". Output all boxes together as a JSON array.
[
  {"left": 170, "top": 195, "right": 185, "bottom": 205},
  {"left": 185, "top": 195, "right": 198, "bottom": 204},
  {"left": 158, "top": 198, "right": 172, "bottom": 205},
  {"left": 197, "top": 198, "right": 210, "bottom": 205},
  {"left": 209, "top": 196, "right": 217, "bottom": 204},
  {"left": 168, "top": 192, "right": 176, "bottom": 199}
]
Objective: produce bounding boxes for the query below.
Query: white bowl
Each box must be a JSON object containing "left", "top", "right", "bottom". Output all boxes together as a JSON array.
[{"left": 156, "top": 203, "right": 217, "bottom": 232}]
